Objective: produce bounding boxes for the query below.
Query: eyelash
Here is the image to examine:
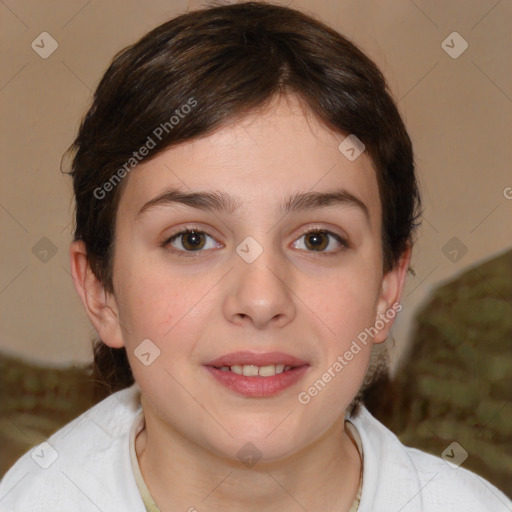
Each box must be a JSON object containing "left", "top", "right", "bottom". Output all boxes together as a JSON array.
[{"left": 161, "top": 226, "right": 349, "bottom": 258}]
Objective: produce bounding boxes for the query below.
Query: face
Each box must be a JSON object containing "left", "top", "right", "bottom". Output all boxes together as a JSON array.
[{"left": 75, "top": 94, "right": 408, "bottom": 462}]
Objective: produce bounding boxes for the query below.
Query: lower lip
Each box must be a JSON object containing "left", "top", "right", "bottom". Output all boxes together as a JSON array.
[{"left": 204, "top": 365, "right": 310, "bottom": 397}]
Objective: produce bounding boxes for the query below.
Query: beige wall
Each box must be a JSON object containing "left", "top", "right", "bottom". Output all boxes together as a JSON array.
[{"left": 1, "top": 0, "right": 511, "bottom": 370}]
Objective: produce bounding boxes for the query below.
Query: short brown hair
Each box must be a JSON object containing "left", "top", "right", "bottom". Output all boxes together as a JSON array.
[{"left": 65, "top": 1, "right": 421, "bottom": 397}]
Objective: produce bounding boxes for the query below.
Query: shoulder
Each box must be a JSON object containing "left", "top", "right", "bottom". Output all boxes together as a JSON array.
[
  {"left": 0, "top": 384, "right": 145, "bottom": 512},
  {"left": 348, "top": 405, "right": 512, "bottom": 512}
]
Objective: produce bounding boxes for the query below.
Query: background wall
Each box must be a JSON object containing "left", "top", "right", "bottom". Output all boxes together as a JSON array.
[{"left": 1, "top": 0, "right": 511, "bottom": 371}]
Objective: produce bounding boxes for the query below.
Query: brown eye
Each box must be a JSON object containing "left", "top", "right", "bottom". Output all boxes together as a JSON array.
[
  {"left": 304, "top": 231, "right": 329, "bottom": 251},
  {"left": 181, "top": 230, "right": 206, "bottom": 251},
  {"left": 292, "top": 229, "right": 347, "bottom": 253},
  {"left": 164, "top": 228, "right": 221, "bottom": 254}
]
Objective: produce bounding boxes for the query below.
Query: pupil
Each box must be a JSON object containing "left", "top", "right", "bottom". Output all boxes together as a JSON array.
[
  {"left": 306, "top": 232, "right": 327, "bottom": 251},
  {"left": 184, "top": 231, "right": 204, "bottom": 250}
]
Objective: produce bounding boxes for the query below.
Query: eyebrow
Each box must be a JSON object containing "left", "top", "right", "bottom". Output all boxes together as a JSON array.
[{"left": 136, "top": 187, "right": 370, "bottom": 222}]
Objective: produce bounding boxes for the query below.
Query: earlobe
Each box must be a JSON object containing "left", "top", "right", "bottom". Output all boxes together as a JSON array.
[
  {"left": 373, "top": 245, "right": 412, "bottom": 343},
  {"left": 69, "top": 240, "right": 125, "bottom": 348}
]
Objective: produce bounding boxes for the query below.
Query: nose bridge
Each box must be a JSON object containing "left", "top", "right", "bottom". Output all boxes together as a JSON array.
[{"left": 224, "top": 235, "right": 296, "bottom": 329}]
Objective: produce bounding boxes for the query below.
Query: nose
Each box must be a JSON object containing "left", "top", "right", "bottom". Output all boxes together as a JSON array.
[{"left": 222, "top": 244, "right": 296, "bottom": 330}]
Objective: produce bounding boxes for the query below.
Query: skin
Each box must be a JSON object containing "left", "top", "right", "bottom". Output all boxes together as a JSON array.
[{"left": 70, "top": 93, "right": 411, "bottom": 511}]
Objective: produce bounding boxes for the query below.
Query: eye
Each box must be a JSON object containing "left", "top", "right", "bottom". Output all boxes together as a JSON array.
[
  {"left": 162, "top": 227, "right": 348, "bottom": 257},
  {"left": 162, "top": 228, "right": 222, "bottom": 255},
  {"left": 291, "top": 229, "right": 348, "bottom": 253}
]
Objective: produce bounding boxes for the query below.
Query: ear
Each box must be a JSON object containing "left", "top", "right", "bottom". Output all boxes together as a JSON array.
[
  {"left": 69, "top": 240, "right": 125, "bottom": 348},
  {"left": 373, "top": 244, "right": 412, "bottom": 343}
]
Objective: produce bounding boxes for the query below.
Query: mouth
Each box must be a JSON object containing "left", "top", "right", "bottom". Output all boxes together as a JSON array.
[
  {"left": 203, "top": 351, "right": 310, "bottom": 397},
  {"left": 209, "top": 363, "right": 302, "bottom": 377},
  {"left": 204, "top": 350, "right": 308, "bottom": 369}
]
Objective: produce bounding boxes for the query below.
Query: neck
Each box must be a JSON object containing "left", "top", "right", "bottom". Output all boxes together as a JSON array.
[{"left": 135, "top": 398, "right": 362, "bottom": 512}]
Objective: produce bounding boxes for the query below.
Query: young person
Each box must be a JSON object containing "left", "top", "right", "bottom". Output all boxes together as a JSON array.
[{"left": 1, "top": 2, "right": 510, "bottom": 510}]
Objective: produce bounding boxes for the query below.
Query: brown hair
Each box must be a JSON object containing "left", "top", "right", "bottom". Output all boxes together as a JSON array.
[{"left": 65, "top": 1, "right": 421, "bottom": 398}]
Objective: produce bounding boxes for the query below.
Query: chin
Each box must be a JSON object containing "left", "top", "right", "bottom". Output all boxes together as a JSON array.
[{"left": 203, "top": 424, "right": 305, "bottom": 465}]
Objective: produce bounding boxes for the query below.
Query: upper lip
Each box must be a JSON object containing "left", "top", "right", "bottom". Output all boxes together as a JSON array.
[{"left": 205, "top": 351, "right": 308, "bottom": 368}]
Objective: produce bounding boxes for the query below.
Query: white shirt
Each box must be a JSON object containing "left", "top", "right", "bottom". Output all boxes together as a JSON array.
[{"left": 0, "top": 383, "right": 510, "bottom": 511}]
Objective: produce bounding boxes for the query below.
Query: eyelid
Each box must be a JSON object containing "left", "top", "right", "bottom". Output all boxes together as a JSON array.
[
  {"left": 161, "top": 226, "right": 223, "bottom": 256},
  {"left": 162, "top": 223, "right": 222, "bottom": 243},
  {"left": 293, "top": 226, "right": 349, "bottom": 253}
]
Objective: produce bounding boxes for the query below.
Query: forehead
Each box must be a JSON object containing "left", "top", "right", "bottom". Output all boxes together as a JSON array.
[{"left": 117, "top": 94, "right": 381, "bottom": 226}]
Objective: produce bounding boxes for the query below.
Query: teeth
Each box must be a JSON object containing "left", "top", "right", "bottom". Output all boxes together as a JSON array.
[
  {"left": 259, "top": 364, "right": 279, "bottom": 376},
  {"left": 242, "top": 365, "right": 259, "bottom": 377},
  {"left": 230, "top": 365, "right": 243, "bottom": 375},
  {"left": 218, "top": 364, "right": 292, "bottom": 377}
]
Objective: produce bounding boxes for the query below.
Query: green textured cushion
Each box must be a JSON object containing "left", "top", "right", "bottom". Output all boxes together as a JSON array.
[
  {"left": 0, "top": 356, "right": 96, "bottom": 475},
  {"left": 375, "top": 248, "right": 512, "bottom": 498}
]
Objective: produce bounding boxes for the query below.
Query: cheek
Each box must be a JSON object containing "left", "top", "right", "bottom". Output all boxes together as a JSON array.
[
  {"left": 304, "top": 261, "right": 381, "bottom": 343},
  {"left": 296, "top": 269, "right": 381, "bottom": 413},
  {"left": 115, "top": 266, "right": 198, "bottom": 402},
  {"left": 114, "top": 258, "right": 189, "bottom": 343}
]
